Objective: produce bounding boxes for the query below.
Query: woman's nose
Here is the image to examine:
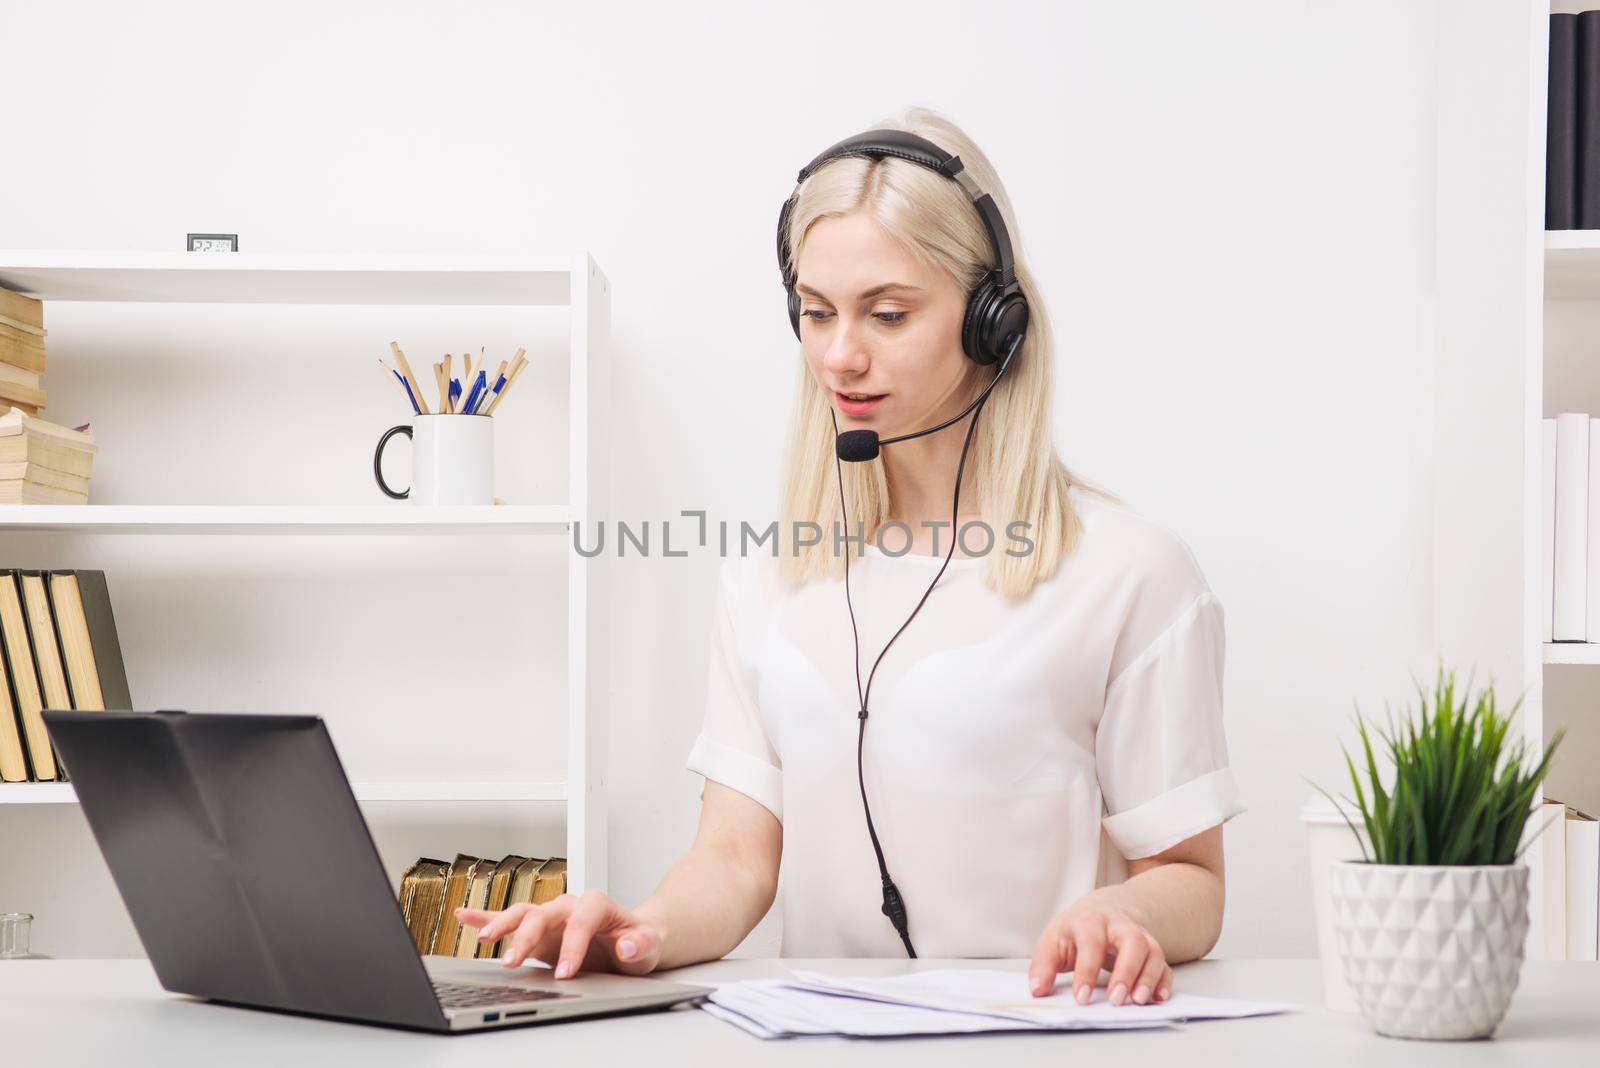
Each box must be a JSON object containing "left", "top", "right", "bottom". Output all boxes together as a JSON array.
[{"left": 821, "top": 319, "right": 869, "bottom": 377}]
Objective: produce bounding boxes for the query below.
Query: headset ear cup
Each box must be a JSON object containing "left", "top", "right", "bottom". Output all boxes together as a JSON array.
[
  {"left": 787, "top": 287, "right": 803, "bottom": 340},
  {"left": 991, "top": 292, "right": 1030, "bottom": 363},
  {"left": 961, "top": 282, "right": 997, "bottom": 365}
]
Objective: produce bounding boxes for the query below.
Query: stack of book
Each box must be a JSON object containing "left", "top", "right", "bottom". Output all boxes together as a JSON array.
[
  {"left": 0, "top": 286, "right": 47, "bottom": 418},
  {"left": 397, "top": 854, "right": 567, "bottom": 959},
  {"left": 0, "top": 285, "right": 95, "bottom": 503},
  {"left": 0, "top": 569, "right": 130, "bottom": 783},
  {"left": 1543, "top": 800, "right": 1600, "bottom": 961}
]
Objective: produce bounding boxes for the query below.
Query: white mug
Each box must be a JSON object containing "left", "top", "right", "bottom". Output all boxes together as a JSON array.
[{"left": 374, "top": 414, "right": 494, "bottom": 505}]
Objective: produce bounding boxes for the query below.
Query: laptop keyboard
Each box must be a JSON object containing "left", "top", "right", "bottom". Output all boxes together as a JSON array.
[{"left": 432, "top": 980, "right": 574, "bottom": 1008}]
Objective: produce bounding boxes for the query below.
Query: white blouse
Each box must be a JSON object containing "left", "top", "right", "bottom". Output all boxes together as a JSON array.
[{"left": 685, "top": 484, "right": 1245, "bottom": 958}]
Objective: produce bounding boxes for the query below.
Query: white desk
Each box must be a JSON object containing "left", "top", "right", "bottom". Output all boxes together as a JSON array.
[{"left": 4, "top": 958, "right": 1596, "bottom": 1065}]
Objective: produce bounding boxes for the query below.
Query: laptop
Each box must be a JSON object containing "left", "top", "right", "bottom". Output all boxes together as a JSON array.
[{"left": 41, "top": 708, "right": 711, "bottom": 1033}]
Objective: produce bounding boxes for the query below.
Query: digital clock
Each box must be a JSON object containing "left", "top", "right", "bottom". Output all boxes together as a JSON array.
[{"left": 186, "top": 233, "right": 239, "bottom": 252}]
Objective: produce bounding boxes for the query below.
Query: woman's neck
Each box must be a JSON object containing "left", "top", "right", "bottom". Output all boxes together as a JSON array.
[{"left": 876, "top": 423, "right": 984, "bottom": 548}]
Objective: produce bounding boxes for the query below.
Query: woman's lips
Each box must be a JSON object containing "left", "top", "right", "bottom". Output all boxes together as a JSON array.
[{"left": 836, "top": 391, "right": 887, "bottom": 416}]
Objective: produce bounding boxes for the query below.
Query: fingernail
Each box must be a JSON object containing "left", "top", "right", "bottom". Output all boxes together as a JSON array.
[
  {"left": 554, "top": 960, "right": 573, "bottom": 980},
  {"left": 1028, "top": 974, "right": 1042, "bottom": 995},
  {"left": 618, "top": 939, "right": 636, "bottom": 961},
  {"left": 1157, "top": 986, "right": 1170, "bottom": 1002},
  {"left": 1133, "top": 985, "right": 1150, "bottom": 1005},
  {"left": 1075, "top": 985, "right": 1090, "bottom": 1005},
  {"left": 1111, "top": 983, "right": 1127, "bottom": 1006}
]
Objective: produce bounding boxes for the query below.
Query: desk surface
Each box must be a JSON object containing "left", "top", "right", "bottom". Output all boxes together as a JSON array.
[{"left": 4, "top": 957, "right": 1596, "bottom": 1066}]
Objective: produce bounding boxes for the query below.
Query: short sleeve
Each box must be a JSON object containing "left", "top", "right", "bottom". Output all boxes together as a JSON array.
[
  {"left": 1096, "top": 586, "right": 1245, "bottom": 860},
  {"left": 685, "top": 558, "right": 783, "bottom": 822}
]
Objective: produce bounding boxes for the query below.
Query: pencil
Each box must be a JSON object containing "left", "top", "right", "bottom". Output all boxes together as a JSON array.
[
  {"left": 483, "top": 351, "right": 529, "bottom": 415},
  {"left": 379, "top": 358, "right": 416, "bottom": 413},
  {"left": 388, "top": 341, "right": 430, "bottom": 415},
  {"left": 443, "top": 353, "right": 456, "bottom": 412}
]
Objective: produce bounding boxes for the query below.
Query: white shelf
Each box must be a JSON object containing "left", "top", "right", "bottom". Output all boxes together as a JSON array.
[
  {"left": 0, "top": 251, "right": 577, "bottom": 305},
  {"left": 1543, "top": 643, "right": 1600, "bottom": 665},
  {"left": 0, "top": 250, "right": 612, "bottom": 904},
  {"left": 0, "top": 504, "right": 570, "bottom": 535},
  {"left": 0, "top": 780, "right": 566, "bottom": 805}
]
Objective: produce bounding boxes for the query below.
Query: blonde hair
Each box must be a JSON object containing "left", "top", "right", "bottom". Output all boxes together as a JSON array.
[{"left": 775, "top": 106, "right": 1123, "bottom": 598}]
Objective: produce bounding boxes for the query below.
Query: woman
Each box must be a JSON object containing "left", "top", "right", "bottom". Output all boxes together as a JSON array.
[{"left": 457, "top": 108, "right": 1245, "bottom": 1007}]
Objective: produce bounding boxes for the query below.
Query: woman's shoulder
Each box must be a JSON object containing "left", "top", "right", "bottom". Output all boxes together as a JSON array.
[{"left": 1065, "top": 484, "right": 1215, "bottom": 606}]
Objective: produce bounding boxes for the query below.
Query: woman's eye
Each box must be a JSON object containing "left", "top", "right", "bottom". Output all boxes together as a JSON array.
[
  {"left": 874, "top": 311, "right": 906, "bottom": 325},
  {"left": 802, "top": 309, "right": 832, "bottom": 321}
]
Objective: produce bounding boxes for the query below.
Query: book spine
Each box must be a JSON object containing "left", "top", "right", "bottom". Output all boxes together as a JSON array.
[
  {"left": 1580, "top": 12, "right": 1600, "bottom": 228},
  {"left": 70, "top": 571, "right": 131, "bottom": 709},
  {"left": 1543, "top": 801, "right": 1568, "bottom": 961},
  {"left": 1551, "top": 13, "right": 1579, "bottom": 230},
  {"left": 1554, "top": 413, "right": 1589, "bottom": 640},
  {"left": 1566, "top": 816, "right": 1599, "bottom": 961},
  {"left": 1545, "top": 418, "right": 1558, "bottom": 644}
]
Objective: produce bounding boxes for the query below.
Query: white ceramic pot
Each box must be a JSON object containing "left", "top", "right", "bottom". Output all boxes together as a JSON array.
[{"left": 1328, "top": 861, "right": 1529, "bottom": 1040}]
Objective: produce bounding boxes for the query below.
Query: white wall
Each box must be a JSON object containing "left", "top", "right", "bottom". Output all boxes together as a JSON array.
[{"left": 0, "top": 0, "right": 1459, "bottom": 960}]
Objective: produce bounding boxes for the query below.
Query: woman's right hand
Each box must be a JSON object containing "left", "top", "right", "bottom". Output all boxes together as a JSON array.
[{"left": 454, "top": 890, "right": 666, "bottom": 978}]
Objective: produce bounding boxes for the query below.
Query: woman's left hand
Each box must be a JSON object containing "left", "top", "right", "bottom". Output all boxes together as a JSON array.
[{"left": 1027, "top": 896, "right": 1172, "bottom": 1006}]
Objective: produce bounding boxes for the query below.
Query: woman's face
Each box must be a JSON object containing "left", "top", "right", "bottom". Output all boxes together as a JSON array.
[{"left": 794, "top": 211, "right": 973, "bottom": 439}]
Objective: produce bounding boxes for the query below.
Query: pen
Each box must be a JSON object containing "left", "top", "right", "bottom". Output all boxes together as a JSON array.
[
  {"left": 380, "top": 358, "right": 420, "bottom": 415},
  {"left": 392, "top": 368, "right": 422, "bottom": 415},
  {"left": 483, "top": 350, "right": 529, "bottom": 415},
  {"left": 462, "top": 369, "right": 487, "bottom": 415},
  {"left": 449, "top": 378, "right": 462, "bottom": 412},
  {"left": 388, "top": 341, "right": 430, "bottom": 415}
]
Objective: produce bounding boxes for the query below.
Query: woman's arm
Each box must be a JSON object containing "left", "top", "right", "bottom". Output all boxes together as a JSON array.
[
  {"left": 1027, "top": 825, "right": 1225, "bottom": 1005},
  {"left": 457, "top": 780, "right": 781, "bottom": 977},
  {"left": 631, "top": 780, "right": 782, "bottom": 969}
]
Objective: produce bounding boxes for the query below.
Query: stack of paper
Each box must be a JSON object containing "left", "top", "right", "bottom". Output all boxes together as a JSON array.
[{"left": 700, "top": 968, "right": 1295, "bottom": 1039}]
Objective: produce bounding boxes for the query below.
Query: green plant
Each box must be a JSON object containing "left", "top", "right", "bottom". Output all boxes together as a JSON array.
[{"left": 1311, "top": 663, "right": 1564, "bottom": 866}]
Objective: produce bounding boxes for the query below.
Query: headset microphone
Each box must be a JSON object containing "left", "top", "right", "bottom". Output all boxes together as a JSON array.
[{"left": 835, "top": 331, "right": 1023, "bottom": 463}]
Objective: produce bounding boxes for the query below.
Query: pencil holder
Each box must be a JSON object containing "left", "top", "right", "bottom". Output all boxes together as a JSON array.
[{"left": 374, "top": 414, "right": 493, "bottom": 505}]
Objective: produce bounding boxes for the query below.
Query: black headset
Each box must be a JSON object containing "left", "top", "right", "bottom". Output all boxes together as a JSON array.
[
  {"left": 774, "top": 129, "right": 1032, "bottom": 957},
  {"left": 776, "top": 128, "right": 1030, "bottom": 367}
]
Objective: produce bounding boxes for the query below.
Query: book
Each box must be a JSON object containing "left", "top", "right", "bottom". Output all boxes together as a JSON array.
[
  {"left": 398, "top": 858, "right": 450, "bottom": 954},
  {"left": 0, "top": 572, "right": 54, "bottom": 780},
  {"left": 1551, "top": 13, "right": 1579, "bottom": 230},
  {"left": 0, "top": 363, "right": 41, "bottom": 392},
  {"left": 0, "top": 435, "right": 93, "bottom": 478},
  {"left": 0, "top": 482, "right": 83, "bottom": 504},
  {"left": 533, "top": 857, "right": 567, "bottom": 904},
  {"left": 0, "top": 379, "right": 45, "bottom": 410},
  {"left": 0, "top": 287, "right": 41, "bottom": 333},
  {"left": 429, "top": 854, "right": 481, "bottom": 956},
  {"left": 1542, "top": 799, "right": 1568, "bottom": 961},
  {"left": 0, "top": 340, "right": 45, "bottom": 376},
  {"left": 19, "top": 572, "right": 71, "bottom": 781},
  {"left": 1544, "top": 418, "right": 1557, "bottom": 643},
  {"left": 454, "top": 858, "right": 500, "bottom": 958},
  {"left": 475, "top": 855, "right": 528, "bottom": 958},
  {"left": 0, "top": 318, "right": 44, "bottom": 348},
  {"left": 1581, "top": 12, "right": 1600, "bottom": 229},
  {"left": 1567, "top": 808, "right": 1599, "bottom": 961},
  {"left": 46, "top": 571, "right": 131, "bottom": 710},
  {"left": 493, "top": 857, "right": 550, "bottom": 957},
  {"left": 0, "top": 464, "right": 88, "bottom": 494},
  {"left": 0, "top": 409, "right": 94, "bottom": 451},
  {"left": 0, "top": 482, "right": 85, "bottom": 504},
  {"left": 0, "top": 635, "right": 24, "bottom": 781},
  {"left": 1554, "top": 413, "right": 1588, "bottom": 639}
]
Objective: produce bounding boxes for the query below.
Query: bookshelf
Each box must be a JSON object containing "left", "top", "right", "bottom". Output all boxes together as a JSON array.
[
  {"left": 1523, "top": 2, "right": 1600, "bottom": 959},
  {"left": 0, "top": 250, "right": 611, "bottom": 896}
]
